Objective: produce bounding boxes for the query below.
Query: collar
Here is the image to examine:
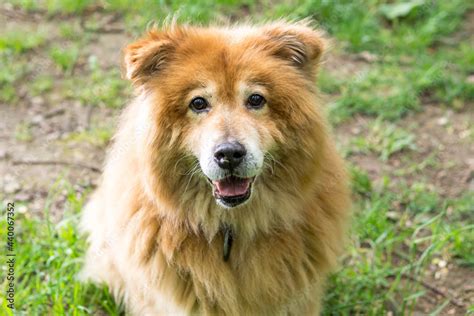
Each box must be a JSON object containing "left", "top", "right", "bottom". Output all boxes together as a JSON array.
[{"left": 222, "top": 225, "right": 234, "bottom": 262}]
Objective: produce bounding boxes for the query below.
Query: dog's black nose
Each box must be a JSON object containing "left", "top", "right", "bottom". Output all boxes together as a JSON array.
[{"left": 214, "top": 142, "right": 246, "bottom": 169}]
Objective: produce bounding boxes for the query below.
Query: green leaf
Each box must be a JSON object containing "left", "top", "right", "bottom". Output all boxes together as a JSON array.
[{"left": 379, "top": 0, "right": 425, "bottom": 20}]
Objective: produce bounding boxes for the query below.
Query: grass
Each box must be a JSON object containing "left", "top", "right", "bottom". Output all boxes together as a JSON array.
[
  {"left": 64, "top": 125, "right": 114, "bottom": 147},
  {"left": 64, "top": 56, "right": 130, "bottom": 108},
  {"left": 325, "top": 45, "right": 474, "bottom": 123},
  {"left": 30, "top": 75, "right": 54, "bottom": 96},
  {"left": 349, "top": 119, "right": 416, "bottom": 161},
  {"left": 307, "top": 0, "right": 474, "bottom": 123},
  {"left": 323, "top": 173, "right": 474, "bottom": 314},
  {"left": 1, "top": 0, "right": 473, "bottom": 314},
  {"left": 0, "top": 55, "right": 26, "bottom": 102},
  {"left": 14, "top": 122, "right": 33, "bottom": 142},
  {"left": 295, "top": 0, "right": 470, "bottom": 53},
  {"left": 0, "top": 30, "right": 46, "bottom": 102},
  {"left": 0, "top": 181, "right": 122, "bottom": 315},
  {"left": 0, "top": 30, "right": 46, "bottom": 54},
  {"left": 49, "top": 45, "right": 80, "bottom": 75}
]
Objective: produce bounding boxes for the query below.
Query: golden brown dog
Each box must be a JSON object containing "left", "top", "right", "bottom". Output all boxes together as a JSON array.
[{"left": 80, "top": 21, "right": 351, "bottom": 315}]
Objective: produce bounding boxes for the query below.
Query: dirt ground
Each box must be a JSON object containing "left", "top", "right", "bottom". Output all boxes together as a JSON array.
[{"left": 0, "top": 4, "right": 473, "bottom": 314}]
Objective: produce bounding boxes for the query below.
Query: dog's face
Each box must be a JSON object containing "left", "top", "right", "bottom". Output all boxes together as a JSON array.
[
  {"left": 184, "top": 81, "right": 269, "bottom": 208},
  {"left": 124, "top": 23, "right": 325, "bottom": 208}
]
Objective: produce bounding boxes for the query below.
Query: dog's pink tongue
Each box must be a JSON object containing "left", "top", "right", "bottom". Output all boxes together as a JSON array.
[{"left": 214, "top": 177, "right": 251, "bottom": 197}]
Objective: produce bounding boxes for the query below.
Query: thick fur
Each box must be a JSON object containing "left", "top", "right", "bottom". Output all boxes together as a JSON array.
[{"left": 80, "top": 21, "right": 351, "bottom": 315}]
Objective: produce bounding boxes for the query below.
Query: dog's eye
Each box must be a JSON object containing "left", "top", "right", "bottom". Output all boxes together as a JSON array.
[
  {"left": 247, "top": 94, "right": 266, "bottom": 109},
  {"left": 189, "top": 97, "right": 209, "bottom": 113}
]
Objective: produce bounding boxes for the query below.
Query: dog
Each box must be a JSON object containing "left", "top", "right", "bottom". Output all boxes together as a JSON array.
[{"left": 80, "top": 20, "right": 351, "bottom": 315}]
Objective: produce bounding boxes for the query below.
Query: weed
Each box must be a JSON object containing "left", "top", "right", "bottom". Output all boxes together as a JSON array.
[
  {"left": 0, "top": 54, "right": 25, "bottom": 102},
  {"left": 14, "top": 122, "right": 33, "bottom": 142},
  {"left": 350, "top": 165, "right": 373, "bottom": 197},
  {"left": 45, "top": 0, "right": 93, "bottom": 14},
  {"left": 65, "top": 126, "right": 114, "bottom": 147},
  {"left": 49, "top": 45, "right": 80, "bottom": 75},
  {"left": 30, "top": 75, "right": 54, "bottom": 96},
  {"left": 350, "top": 119, "right": 416, "bottom": 161},
  {"left": 0, "top": 30, "right": 46, "bottom": 54},
  {"left": 64, "top": 56, "right": 129, "bottom": 108}
]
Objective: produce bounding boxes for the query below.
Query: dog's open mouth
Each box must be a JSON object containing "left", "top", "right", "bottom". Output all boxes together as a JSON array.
[{"left": 210, "top": 176, "right": 254, "bottom": 207}]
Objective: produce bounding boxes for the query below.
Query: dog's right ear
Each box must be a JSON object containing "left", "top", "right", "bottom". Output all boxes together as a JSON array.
[{"left": 123, "top": 29, "right": 174, "bottom": 84}]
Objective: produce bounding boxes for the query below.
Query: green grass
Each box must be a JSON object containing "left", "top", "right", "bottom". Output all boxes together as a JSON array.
[
  {"left": 323, "top": 174, "right": 474, "bottom": 315},
  {"left": 0, "top": 54, "right": 26, "bottom": 102},
  {"left": 64, "top": 125, "right": 114, "bottom": 146},
  {"left": 0, "top": 181, "right": 122, "bottom": 315},
  {"left": 0, "top": 30, "right": 46, "bottom": 54},
  {"left": 306, "top": 0, "right": 474, "bottom": 123},
  {"left": 30, "top": 75, "right": 54, "bottom": 96},
  {"left": 49, "top": 45, "right": 80, "bottom": 75},
  {"left": 324, "top": 45, "right": 474, "bottom": 123},
  {"left": 6, "top": 0, "right": 94, "bottom": 14},
  {"left": 64, "top": 56, "right": 130, "bottom": 108},
  {"left": 349, "top": 119, "right": 416, "bottom": 161},
  {"left": 58, "top": 22, "right": 83, "bottom": 41},
  {"left": 293, "top": 0, "right": 470, "bottom": 53},
  {"left": 14, "top": 122, "right": 33, "bottom": 142},
  {"left": 0, "top": 30, "right": 46, "bottom": 102}
]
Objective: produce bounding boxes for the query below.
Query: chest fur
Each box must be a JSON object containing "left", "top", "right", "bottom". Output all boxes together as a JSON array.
[{"left": 134, "top": 222, "right": 324, "bottom": 315}]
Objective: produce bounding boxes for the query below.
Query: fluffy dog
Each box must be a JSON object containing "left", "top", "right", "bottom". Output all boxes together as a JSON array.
[{"left": 80, "top": 21, "right": 351, "bottom": 315}]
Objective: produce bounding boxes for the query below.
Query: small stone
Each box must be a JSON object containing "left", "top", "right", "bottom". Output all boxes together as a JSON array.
[
  {"left": 437, "top": 117, "right": 448, "bottom": 126},
  {"left": 4, "top": 179, "right": 21, "bottom": 194},
  {"left": 14, "top": 192, "right": 31, "bottom": 201},
  {"left": 46, "top": 131, "right": 61, "bottom": 141},
  {"left": 357, "top": 51, "right": 378, "bottom": 63},
  {"left": 460, "top": 130, "right": 471, "bottom": 139},
  {"left": 467, "top": 158, "right": 474, "bottom": 168},
  {"left": 0, "top": 149, "right": 9, "bottom": 160},
  {"left": 18, "top": 205, "right": 28, "bottom": 214},
  {"left": 31, "top": 114, "right": 44, "bottom": 125},
  {"left": 351, "top": 127, "right": 361, "bottom": 135},
  {"left": 31, "top": 96, "right": 45, "bottom": 107},
  {"left": 386, "top": 211, "right": 400, "bottom": 221}
]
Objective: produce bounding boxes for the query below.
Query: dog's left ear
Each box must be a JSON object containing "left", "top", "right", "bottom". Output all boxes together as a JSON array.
[{"left": 262, "top": 22, "right": 326, "bottom": 75}]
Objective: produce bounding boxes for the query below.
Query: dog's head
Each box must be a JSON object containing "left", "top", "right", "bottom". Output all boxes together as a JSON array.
[{"left": 124, "top": 22, "right": 326, "bottom": 209}]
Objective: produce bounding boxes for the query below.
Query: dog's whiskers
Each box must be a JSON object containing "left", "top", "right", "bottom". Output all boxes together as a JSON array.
[
  {"left": 266, "top": 152, "right": 291, "bottom": 176},
  {"left": 263, "top": 157, "right": 275, "bottom": 176},
  {"left": 174, "top": 155, "right": 190, "bottom": 174},
  {"left": 182, "top": 163, "right": 202, "bottom": 196},
  {"left": 267, "top": 153, "right": 299, "bottom": 185}
]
